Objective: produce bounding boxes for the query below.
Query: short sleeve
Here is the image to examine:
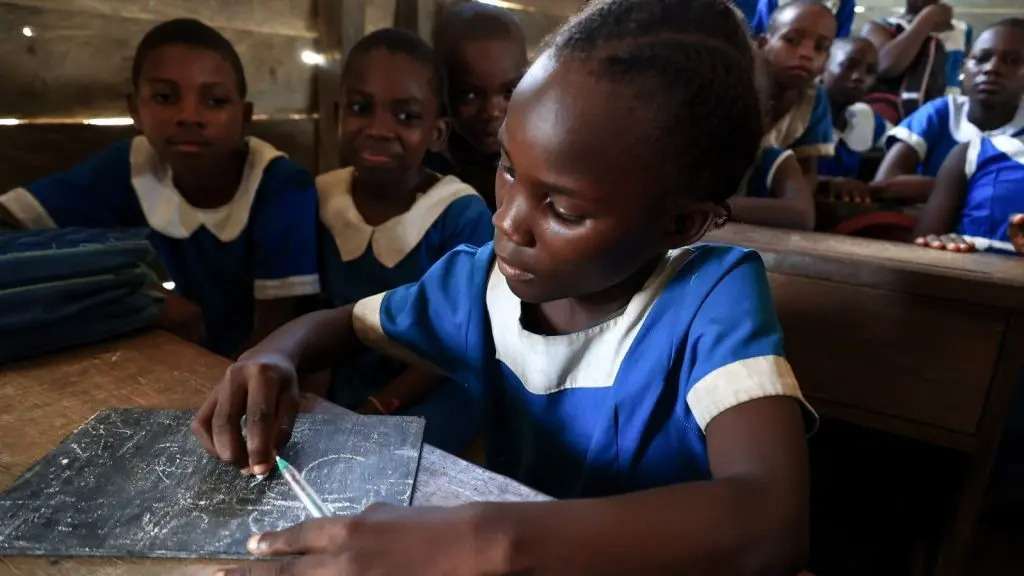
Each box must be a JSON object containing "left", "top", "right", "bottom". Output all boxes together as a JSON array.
[
  {"left": 791, "top": 87, "right": 835, "bottom": 158},
  {"left": 682, "top": 250, "right": 815, "bottom": 431},
  {"left": 886, "top": 97, "right": 948, "bottom": 161},
  {"left": 249, "top": 158, "right": 321, "bottom": 299},
  {"left": 0, "top": 140, "right": 139, "bottom": 230},
  {"left": 434, "top": 195, "right": 494, "bottom": 260},
  {"left": 352, "top": 244, "right": 493, "bottom": 385},
  {"left": 873, "top": 112, "right": 892, "bottom": 147},
  {"left": 744, "top": 147, "right": 793, "bottom": 198}
]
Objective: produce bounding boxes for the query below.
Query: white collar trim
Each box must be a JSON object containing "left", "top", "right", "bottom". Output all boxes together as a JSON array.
[
  {"left": 486, "top": 248, "right": 694, "bottom": 395},
  {"left": 839, "top": 103, "right": 878, "bottom": 153},
  {"left": 949, "top": 95, "right": 1024, "bottom": 144},
  {"left": 129, "top": 135, "right": 283, "bottom": 241},
  {"left": 762, "top": 84, "right": 818, "bottom": 150},
  {"left": 317, "top": 167, "right": 479, "bottom": 268}
]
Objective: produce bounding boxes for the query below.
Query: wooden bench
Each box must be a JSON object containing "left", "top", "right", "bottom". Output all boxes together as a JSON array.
[{"left": 708, "top": 223, "right": 1024, "bottom": 576}]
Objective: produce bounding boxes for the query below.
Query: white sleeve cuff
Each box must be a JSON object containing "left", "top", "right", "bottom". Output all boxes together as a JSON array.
[
  {"left": 686, "top": 355, "right": 817, "bottom": 433},
  {"left": 792, "top": 142, "right": 836, "bottom": 158},
  {"left": 0, "top": 187, "right": 57, "bottom": 229},
  {"left": 887, "top": 126, "right": 927, "bottom": 161},
  {"left": 253, "top": 274, "right": 321, "bottom": 300}
]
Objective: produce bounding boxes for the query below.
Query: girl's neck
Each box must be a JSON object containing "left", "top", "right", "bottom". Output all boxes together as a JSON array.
[
  {"left": 352, "top": 168, "right": 436, "bottom": 226},
  {"left": 173, "top": 147, "right": 248, "bottom": 209},
  {"left": 524, "top": 256, "right": 662, "bottom": 336},
  {"left": 968, "top": 98, "right": 1020, "bottom": 132}
]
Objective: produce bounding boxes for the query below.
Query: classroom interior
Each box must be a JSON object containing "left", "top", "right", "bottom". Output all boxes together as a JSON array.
[{"left": 1, "top": 0, "right": 1023, "bottom": 575}]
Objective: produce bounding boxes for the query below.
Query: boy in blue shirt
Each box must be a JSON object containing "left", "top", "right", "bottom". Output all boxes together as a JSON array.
[
  {"left": 197, "top": 1, "right": 814, "bottom": 574},
  {"left": 0, "top": 19, "right": 320, "bottom": 357},
  {"left": 752, "top": 0, "right": 856, "bottom": 39}
]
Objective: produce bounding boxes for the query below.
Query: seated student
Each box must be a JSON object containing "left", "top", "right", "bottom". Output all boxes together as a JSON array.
[
  {"left": 818, "top": 36, "right": 890, "bottom": 203},
  {"left": 758, "top": 0, "right": 838, "bottom": 194},
  {"left": 0, "top": 19, "right": 319, "bottom": 358},
  {"left": 317, "top": 28, "right": 493, "bottom": 451},
  {"left": 428, "top": 1, "right": 528, "bottom": 210},
  {"left": 874, "top": 18, "right": 1024, "bottom": 203},
  {"left": 913, "top": 133, "right": 1024, "bottom": 255},
  {"left": 861, "top": 1, "right": 972, "bottom": 121},
  {"left": 751, "top": 0, "right": 856, "bottom": 39},
  {"left": 732, "top": 146, "right": 816, "bottom": 229},
  {"left": 196, "top": 1, "right": 814, "bottom": 574}
]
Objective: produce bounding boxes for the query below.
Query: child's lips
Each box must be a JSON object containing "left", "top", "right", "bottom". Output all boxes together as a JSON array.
[
  {"left": 167, "top": 139, "right": 211, "bottom": 153},
  {"left": 496, "top": 255, "right": 535, "bottom": 282},
  {"left": 358, "top": 150, "right": 398, "bottom": 165}
]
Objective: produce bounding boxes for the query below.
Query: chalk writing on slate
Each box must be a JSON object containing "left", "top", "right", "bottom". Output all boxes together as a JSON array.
[{"left": 0, "top": 408, "right": 424, "bottom": 559}]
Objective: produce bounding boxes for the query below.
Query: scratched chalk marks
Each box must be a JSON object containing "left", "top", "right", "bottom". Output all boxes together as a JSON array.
[{"left": 0, "top": 408, "right": 424, "bottom": 559}]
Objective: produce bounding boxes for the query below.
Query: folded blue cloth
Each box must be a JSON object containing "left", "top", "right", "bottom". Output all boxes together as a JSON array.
[{"left": 0, "top": 227, "right": 162, "bottom": 363}]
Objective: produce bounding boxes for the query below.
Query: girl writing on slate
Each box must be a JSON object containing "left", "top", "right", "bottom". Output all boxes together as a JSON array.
[
  {"left": 197, "top": 1, "right": 813, "bottom": 574},
  {"left": 315, "top": 28, "right": 493, "bottom": 452},
  {"left": 0, "top": 19, "right": 321, "bottom": 358}
]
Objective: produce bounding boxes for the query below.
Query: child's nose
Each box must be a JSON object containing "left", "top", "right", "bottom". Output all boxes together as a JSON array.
[
  {"left": 175, "top": 96, "right": 204, "bottom": 127},
  {"left": 365, "top": 110, "right": 396, "bottom": 137},
  {"left": 493, "top": 186, "right": 534, "bottom": 247},
  {"left": 483, "top": 95, "right": 508, "bottom": 120}
]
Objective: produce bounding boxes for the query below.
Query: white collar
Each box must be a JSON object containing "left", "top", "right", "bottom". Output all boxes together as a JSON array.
[
  {"left": 485, "top": 248, "right": 694, "bottom": 395},
  {"left": 762, "top": 84, "right": 818, "bottom": 150},
  {"left": 990, "top": 134, "right": 1024, "bottom": 165},
  {"left": 949, "top": 94, "right": 1024, "bottom": 144},
  {"left": 129, "top": 135, "right": 283, "bottom": 241},
  {"left": 317, "top": 167, "right": 479, "bottom": 268},
  {"left": 839, "top": 103, "right": 879, "bottom": 153}
]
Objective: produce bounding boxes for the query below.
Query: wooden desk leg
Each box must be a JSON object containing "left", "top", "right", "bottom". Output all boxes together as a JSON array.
[{"left": 936, "top": 314, "right": 1024, "bottom": 576}]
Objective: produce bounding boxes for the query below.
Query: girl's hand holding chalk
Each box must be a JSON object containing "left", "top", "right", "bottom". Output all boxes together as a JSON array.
[{"left": 191, "top": 351, "right": 301, "bottom": 477}]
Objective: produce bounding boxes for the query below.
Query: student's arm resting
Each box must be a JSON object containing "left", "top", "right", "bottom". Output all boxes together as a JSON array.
[
  {"left": 862, "top": 4, "right": 952, "bottom": 79},
  {"left": 913, "top": 142, "right": 971, "bottom": 250},
  {"left": 731, "top": 153, "right": 815, "bottom": 229},
  {"left": 1010, "top": 214, "right": 1024, "bottom": 253}
]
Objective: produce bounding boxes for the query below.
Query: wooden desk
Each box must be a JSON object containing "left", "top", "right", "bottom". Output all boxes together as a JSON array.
[
  {"left": 0, "top": 331, "right": 546, "bottom": 575},
  {"left": 708, "top": 224, "right": 1024, "bottom": 576}
]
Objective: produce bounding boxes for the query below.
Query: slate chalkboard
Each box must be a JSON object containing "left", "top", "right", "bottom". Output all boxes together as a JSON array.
[{"left": 0, "top": 408, "right": 424, "bottom": 559}]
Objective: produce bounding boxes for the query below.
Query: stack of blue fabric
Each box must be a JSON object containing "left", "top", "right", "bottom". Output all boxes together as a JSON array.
[{"left": 0, "top": 228, "right": 163, "bottom": 363}]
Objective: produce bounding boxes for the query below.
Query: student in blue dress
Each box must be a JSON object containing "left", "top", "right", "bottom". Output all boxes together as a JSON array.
[
  {"left": 751, "top": 0, "right": 856, "bottom": 39},
  {"left": 818, "top": 37, "right": 891, "bottom": 202},
  {"left": 874, "top": 19, "right": 1024, "bottom": 203},
  {"left": 316, "top": 28, "right": 493, "bottom": 452},
  {"left": 195, "top": 1, "right": 814, "bottom": 574},
  {"left": 913, "top": 132, "right": 1024, "bottom": 255},
  {"left": 758, "top": 0, "right": 837, "bottom": 193},
  {"left": 731, "top": 146, "right": 816, "bottom": 229},
  {"left": 0, "top": 19, "right": 320, "bottom": 358}
]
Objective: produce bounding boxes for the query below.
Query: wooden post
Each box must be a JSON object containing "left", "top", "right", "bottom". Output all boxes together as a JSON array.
[
  {"left": 395, "top": 0, "right": 436, "bottom": 40},
  {"left": 315, "top": 0, "right": 365, "bottom": 173}
]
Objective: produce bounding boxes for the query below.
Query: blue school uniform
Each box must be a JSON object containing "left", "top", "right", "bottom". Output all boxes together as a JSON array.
[
  {"left": 887, "top": 94, "right": 1024, "bottom": 177},
  {"left": 0, "top": 136, "right": 321, "bottom": 357},
  {"left": 752, "top": 0, "right": 855, "bottom": 38},
  {"left": 819, "top": 102, "right": 890, "bottom": 178},
  {"left": 957, "top": 134, "right": 1024, "bottom": 253},
  {"left": 742, "top": 147, "right": 794, "bottom": 199},
  {"left": 763, "top": 85, "right": 835, "bottom": 160},
  {"left": 351, "top": 243, "right": 814, "bottom": 498},
  {"left": 318, "top": 167, "right": 493, "bottom": 451}
]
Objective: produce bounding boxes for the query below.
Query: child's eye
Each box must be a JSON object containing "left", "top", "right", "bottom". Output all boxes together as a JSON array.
[
  {"left": 347, "top": 101, "right": 370, "bottom": 115},
  {"left": 459, "top": 90, "right": 479, "bottom": 104},
  {"left": 815, "top": 40, "right": 831, "bottom": 53},
  {"left": 396, "top": 110, "right": 423, "bottom": 124},
  {"left": 546, "top": 199, "right": 584, "bottom": 224},
  {"left": 151, "top": 93, "right": 174, "bottom": 104},
  {"left": 206, "top": 97, "right": 231, "bottom": 108},
  {"left": 498, "top": 160, "right": 515, "bottom": 180}
]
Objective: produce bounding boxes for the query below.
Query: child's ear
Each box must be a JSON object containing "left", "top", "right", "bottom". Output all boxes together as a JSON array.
[
  {"left": 242, "top": 101, "right": 254, "bottom": 127},
  {"left": 664, "top": 203, "right": 725, "bottom": 249},
  {"left": 429, "top": 117, "right": 451, "bottom": 153}
]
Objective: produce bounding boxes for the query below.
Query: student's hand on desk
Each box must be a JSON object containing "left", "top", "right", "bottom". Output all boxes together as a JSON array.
[
  {"left": 191, "top": 351, "right": 300, "bottom": 476},
  {"left": 1009, "top": 214, "right": 1024, "bottom": 253},
  {"left": 914, "top": 233, "right": 976, "bottom": 252},
  {"left": 213, "top": 504, "right": 493, "bottom": 576},
  {"left": 825, "top": 178, "right": 877, "bottom": 204}
]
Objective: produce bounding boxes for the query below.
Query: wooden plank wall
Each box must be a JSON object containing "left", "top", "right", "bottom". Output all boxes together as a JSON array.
[{"left": 1, "top": 0, "right": 319, "bottom": 188}]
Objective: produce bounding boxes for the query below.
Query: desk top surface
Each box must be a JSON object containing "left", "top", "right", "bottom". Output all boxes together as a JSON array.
[{"left": 0, "top": 330, "right": 545, "bottom": 574}]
